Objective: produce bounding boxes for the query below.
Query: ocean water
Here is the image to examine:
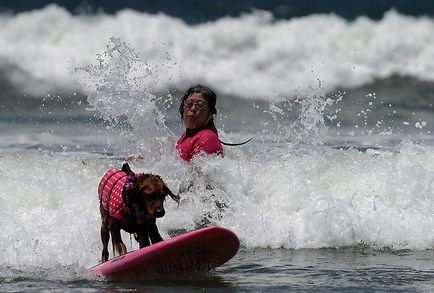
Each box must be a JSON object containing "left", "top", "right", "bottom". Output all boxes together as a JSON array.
[{"left": 1, "top": 4, "right": 434, "bottom": 292}]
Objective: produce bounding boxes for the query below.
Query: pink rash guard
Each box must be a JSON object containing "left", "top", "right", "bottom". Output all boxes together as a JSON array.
[{"left": 176, "top": 122, "right": 223, "bottom": 162}]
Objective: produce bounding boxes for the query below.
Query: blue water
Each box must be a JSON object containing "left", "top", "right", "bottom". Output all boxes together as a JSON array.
[
  {"left": 1, "top": 249, "right": 433, "bottom": 291},
  {"left": 3, "top": 0, "right": 434, "bottom": 22},
  {"left": 1, "top": 2, "right": 434, "bottom": 292}
]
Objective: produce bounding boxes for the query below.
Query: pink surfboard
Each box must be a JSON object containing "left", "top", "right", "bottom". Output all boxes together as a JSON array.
[{"left": 91, "top": 226, "right": 239, "bottom": 279}]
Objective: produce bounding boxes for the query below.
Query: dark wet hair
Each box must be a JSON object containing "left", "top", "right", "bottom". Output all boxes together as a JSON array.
[{"left": 179, "top": 84, "right": 217, "bottom": 118}]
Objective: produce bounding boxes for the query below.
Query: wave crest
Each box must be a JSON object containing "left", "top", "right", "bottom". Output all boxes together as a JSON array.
[{"left": 1, "top": 5, "right": 434, "bottom": 99}]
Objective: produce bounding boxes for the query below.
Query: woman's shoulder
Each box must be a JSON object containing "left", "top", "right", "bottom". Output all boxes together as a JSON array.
[
  {"left": 197, "top": 128, "right": 219, "bottom": 138},
  {"left": 195, "top": 128, "right": 221, "bottom": 145}
]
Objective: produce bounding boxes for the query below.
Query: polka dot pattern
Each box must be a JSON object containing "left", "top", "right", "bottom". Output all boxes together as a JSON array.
[{"left": 98, "top": 169, "right": 129, "bottom": 220}]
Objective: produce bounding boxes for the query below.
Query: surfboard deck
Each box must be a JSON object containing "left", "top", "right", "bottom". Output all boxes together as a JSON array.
[{"left": 91, "top": 226, "right": 239, "bottom": 279}]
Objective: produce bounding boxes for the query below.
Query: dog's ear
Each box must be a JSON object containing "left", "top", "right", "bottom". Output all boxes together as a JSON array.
[
  {"left": 125, "top": 185, "right": 143, "bottom": 206},
  {"left": 121, "top": 163, "right": 132, "bottom": 173},
  {"left": 164, "top": 186, "right": 180, "bottom": 204}
]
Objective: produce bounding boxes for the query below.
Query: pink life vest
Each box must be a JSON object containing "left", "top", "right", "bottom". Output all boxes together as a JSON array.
[
  {"left": 98, "top": 169, "right": 130, "bottom": 220},
  {"left": 176, "top": 123, "right": 223, "bottom": 162}
]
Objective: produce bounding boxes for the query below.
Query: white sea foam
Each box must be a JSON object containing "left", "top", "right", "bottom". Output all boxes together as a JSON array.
[
  {"left": 1, "top": 5, "right": 434, "bottom": 99},
  {"left": 0, "top": 142, "right": 433, "bottom": 279}
]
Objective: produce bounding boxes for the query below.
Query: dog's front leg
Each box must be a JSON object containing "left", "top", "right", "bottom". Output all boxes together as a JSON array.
[
  {"left": 135, "top": 224, "right": 151, "bottom": 248},
  {"left": 147, "top": 219, "right": 163, "bottom": 244}
]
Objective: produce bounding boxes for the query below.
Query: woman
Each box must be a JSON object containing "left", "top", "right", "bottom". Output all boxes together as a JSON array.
[{"left": 176, "top": 85, "right": 223, "bottom": 161}]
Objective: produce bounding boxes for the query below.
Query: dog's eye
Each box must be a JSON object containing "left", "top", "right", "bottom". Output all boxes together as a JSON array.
[{"left": 147, "top": 193, "right": 158, "bottom": 201}]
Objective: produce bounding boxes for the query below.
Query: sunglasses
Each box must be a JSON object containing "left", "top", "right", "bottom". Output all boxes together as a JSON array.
[{"left": 183, "top": 100, "right": 208, "bottom": 110}]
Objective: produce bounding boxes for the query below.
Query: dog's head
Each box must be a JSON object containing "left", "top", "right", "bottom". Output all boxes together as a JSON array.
[{"left": 127, "top": 173, "right": 180, "bottom": 219}]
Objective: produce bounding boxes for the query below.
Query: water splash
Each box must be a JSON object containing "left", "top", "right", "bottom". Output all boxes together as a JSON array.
[
  {"left": 265, "top": 93, "right": 339, "bottom": 145},
  {"left": 81, "top": 37, "right": 177, "bottom": 158}
]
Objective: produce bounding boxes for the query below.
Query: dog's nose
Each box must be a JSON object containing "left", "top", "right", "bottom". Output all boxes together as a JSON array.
[{"left": 155, "top": 209, "right": 165, "bottom": 218}]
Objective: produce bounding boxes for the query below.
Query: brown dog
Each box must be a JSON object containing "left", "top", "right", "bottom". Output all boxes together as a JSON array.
[{"left": 98, "top": 163, "right": 180, "bottom": 262}]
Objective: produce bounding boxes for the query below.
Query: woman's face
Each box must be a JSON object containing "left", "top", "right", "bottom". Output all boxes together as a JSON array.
[{"left": 183, "top": 92, "right": 212, "bottom": 129}]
